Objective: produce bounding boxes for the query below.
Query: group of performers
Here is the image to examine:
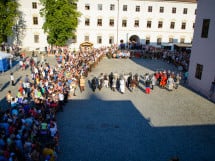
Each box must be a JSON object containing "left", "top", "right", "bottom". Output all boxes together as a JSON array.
[{"left": 90, "top": 70, "right": 182, "bottom": 94}]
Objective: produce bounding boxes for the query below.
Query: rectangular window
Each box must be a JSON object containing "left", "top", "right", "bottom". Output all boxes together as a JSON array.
[
  {"left": 32, "top": 2, "right": 37, "bottom": 9},
  {"left": 109, "top": 19, "right": 114, "bottom": 27},
  {"left": 201, "top": 19, "right": 210, "bottom": 38},
  {"left": 34, "top": 35, "right": 39, "bottom": 43},
  {"left": 134, "top": 20, "right": 139, "bottom": 27},
  {"left": 33, "top": 17, "right": 38, "bottom": 25},
  {"left": 193, "top": 22, "right": 195, "bottom": 29},
  {"left": 84, "top": 36, "right": 89, "bottom": 42},
  {"left": 85, "top": 4, "right": 90, "bottom": 10},
  {"left": 180, "top": 38, "right": 185, "bottom": 43},
  {"left": 109, "top": 36, "right": 114, "bottom": 44},
  {"left": 98, "top": 4, "right": 102, "bottom": 11},
  {"left": 147, "top": 21, "right": 152, "bottom": 28},
  {"left": 195, "top": 9, "right": 197, "bottom": 15},
  {"left": 172, "top": 7, "right": 176, "bottom": 14},
  {"left": 85, "top": 18, "right": 90, "bottom": 26},
  {"left": 157, "top": 38, "right": 162, "bottom": 45},
  {"left": 148, "top": 6, "right": 152, "bottom": 12},
  {"left": 122, "top": 20, "right": 127, "bottom": 27},
  {"left": 146, "top": 37, "right": 150, "bottom": 45},
  {"left": 160, "top": 7, "right": 164, "bottom": 13},
  {"left": 170, "top": 22, "right": 175, "bottom": 29},
  {"left": 97, "top": 36, "right": 102, "bottom": 44},
  {"left": 123, "top": 5, "right": 127, "bottom": 11},
  {"left": 136, "top": 6, "right": 140, "bottom": 12},
  {"left": 110, "top": 4, "right": 115, "bottom": 11},
  {"left": 169, "top": 38, "right": 173, "bottom": 43},
  {"left": 183, "top": 8, "right": 188, "bottom": 14},
  {"left": 195, "top": 64, "right": 203, "bottom": 80},
  {"left": 181, "top": 22, "right": 186, "bottom": 29},
  {"left": 97, "top": 19, "right": 102, "bottom": 26},
  {"left": 158, "top": 21, "right": 163, "bottom": 28}
]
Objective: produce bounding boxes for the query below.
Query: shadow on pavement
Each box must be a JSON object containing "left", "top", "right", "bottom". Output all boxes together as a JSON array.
[
  {"left": 57, "top": 94, "right": 215, "bottom": 161},
  {"left": 0, "top": 81, "right": 10, "bottom": 91}
]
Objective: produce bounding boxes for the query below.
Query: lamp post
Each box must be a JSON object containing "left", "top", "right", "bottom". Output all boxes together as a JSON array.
[{"left": 116, "top": 0, "right": 119, "bottom": 45}]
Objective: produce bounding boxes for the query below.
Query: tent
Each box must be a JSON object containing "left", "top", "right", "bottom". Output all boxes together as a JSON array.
[{"left": 0, "top": 51, "right": 12, "bottom": 72}]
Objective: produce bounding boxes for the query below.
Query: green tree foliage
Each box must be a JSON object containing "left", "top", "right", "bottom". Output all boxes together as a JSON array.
[
  {"left": 40, "top": 0, "right": 81, "bottom": 46},
  {"left": 0, "top": 0, "right": 20, "bottom": 42}
]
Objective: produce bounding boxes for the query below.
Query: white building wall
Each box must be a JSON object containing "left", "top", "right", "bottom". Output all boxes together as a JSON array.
[
  {"left": 17, "top": 0, "right": 48, "bottom": 51},
  {"left": 16, "top": 0, "right": 196, "bottom": 50},
  {"left": 188, "top": 0, "right": 215, "bottom": 100}
]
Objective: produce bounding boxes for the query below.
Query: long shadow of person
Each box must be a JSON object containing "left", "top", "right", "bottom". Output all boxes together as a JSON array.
[
  {"left": 14, "top": 76, "right": 22, "bottom": 86},
  {"left": 0, "top": 81, "right": 10, "bottom": 91}
]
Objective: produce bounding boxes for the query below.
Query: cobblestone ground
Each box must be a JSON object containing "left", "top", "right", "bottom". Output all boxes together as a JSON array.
[{"left": 1, "top": 55, "right": 215, "bottom": 161}]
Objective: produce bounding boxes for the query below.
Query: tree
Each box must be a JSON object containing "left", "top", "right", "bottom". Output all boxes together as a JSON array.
[
  {"left": 39, "top": 0, "right": 81, "bottom": 46},
  {"left": 0, "top": 0, "right": 20, "bottom": 43}
]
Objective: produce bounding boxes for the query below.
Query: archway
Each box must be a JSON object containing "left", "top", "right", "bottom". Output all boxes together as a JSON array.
[{"left": 129, "top": 35, "right": 140, "bottom": 50}]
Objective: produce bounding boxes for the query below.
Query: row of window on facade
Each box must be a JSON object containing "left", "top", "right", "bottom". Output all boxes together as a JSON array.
[
  {"left": 83, "top": 36, "right": 187, "bottom": 45},
  {"left": 32, "top": 34, "right": 186, "bottom": 45},
  {"left": 194, "top": 18, "right": 211, "bottom": 81},
  {"left": 85, "top": 3, "right": 196, "bottom": 15},
  {"left": 85, "top": 18, "right": 193, "bottom": 30}
]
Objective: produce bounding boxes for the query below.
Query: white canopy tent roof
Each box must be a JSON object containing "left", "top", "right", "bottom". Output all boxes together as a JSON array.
[{"left": 0, "top": 51, "right": 13, "bottom": 60}]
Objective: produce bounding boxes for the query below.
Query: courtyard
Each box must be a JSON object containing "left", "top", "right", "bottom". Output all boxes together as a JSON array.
[{"left": 0, "top": 55, "right": 215, "bottom": 161}]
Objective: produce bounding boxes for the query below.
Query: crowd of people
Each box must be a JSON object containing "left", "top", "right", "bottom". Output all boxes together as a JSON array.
[
  {"left": 109, "top": 45, "right": 190, "bottom": 72},
  {"left": 0, "top": 46, "right": 108, "bottom": 161}
]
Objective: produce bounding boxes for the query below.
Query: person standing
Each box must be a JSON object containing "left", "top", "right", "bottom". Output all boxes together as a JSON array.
[
  {"left": 208, "top": 80, "right": 215, "bottom": 100},
  {"left": 151, "top": 73, "right": 157, "bottom": 90},
  {"left": 6, "top": 90, "right": 13, "bottom": 108},
  {"left": 58, "top": 90, "right": 64, "bottom": 112},
  {"left": 10, "top": 73, "right": 15, "bottom": 86},
  {"left": 79, "top": 76, "right": 85, "bottom": 92}
]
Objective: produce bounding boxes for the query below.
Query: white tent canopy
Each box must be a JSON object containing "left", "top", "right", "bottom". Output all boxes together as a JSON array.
[{"left": 0, "top": 51, "right": 13, "bottom": 60}]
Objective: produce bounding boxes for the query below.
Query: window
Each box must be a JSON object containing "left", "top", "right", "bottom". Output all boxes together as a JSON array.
[
  {"left": 183, "top": 8, "right": 188, "bottom": 14},
  {"left": 85, "top": 4, "right": 90, "bottom": 10},
  {"left": 158, "top": 21, "right": 163, "bottom": 28},
  {"left": 172, "top": 7, "right": 176, "bottom": 14},
  {"left": 32, "top": 2, "right": 37, "bottom": 9},
  {"left": 110, "top": 4, "right": 115, "bottom": 11},
  {"left": 109, "top": 36, "right": 114, "bottom": 44},
  {"left": 134, "top": 20, "right": 139, "bottom": 27},
  {"left": 97, "top": 36, "right": 102, "bottom": 44},
  {"left": 201, "top": 19, "right": 210, "bottom": 38},
  {"left": 147, "top": 21, "right": 152, "bottom": 28},
  {"left": 148, "top": 6, "right": 152, "bottom": 12},
  {"left": 85, "top": 18, "right": 90, "bottom": 26},
  {"left": 195, "top": 64, "right": 203, "bottom": 80},
  {"left": 180, "top": 38, "right": 185, "bottom": 43},
  {"left": 33, "top": 17, "right": 38, "bottom": 25},
  {"left": 146, "top": 37, "right": 150, "bottom": 45},
  {"left": 136, "top": 6, "right": 140, "bottom": 12},
  {"left": 109, "top": 19, "right": 114, "bottom": 27},
  {"left": 122, "top": 20, "right": 127, "bottom": 27},
  {"left": 195, "top": 9, "right": 197, "bottom": 15},
  {"left": 123, "top": 5, "right": 127, "bottom": 11},
  {"left": 193, "top": 22, "right": 195, "bottom": 29},
  {"left": 157, "top": 38, "right": 162, "bottom": 45},
  {"left": 84, "top": 35, "right": 89, "bottom": 42},
  {"left": 97, "top": 19, "right": 102, "bottom": 26},
  {"left": 181, "top": 22, "right": 186, "bottom": 29},
  {"left": 34, "top": 35, "right": 39, "bottom": 43},
  {"left": 170, "top": 21, "right": 175, "bottom": 29},
  {"left": 169, "top": 38, "right": 173, "bottom": 43},
  {"left": 98, "top": 4, "right": 102, "bottom": 11},
  {"left": 160, "top": 7, "right": 164, "bottom": 13}
]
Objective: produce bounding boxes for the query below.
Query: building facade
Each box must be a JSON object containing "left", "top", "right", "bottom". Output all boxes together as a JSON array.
[
  {"left": 15, "top": 0, "right": 197, "bottom": 50},
  {"left": 188, "top": 0, "right": 215, "bottom": 101}
]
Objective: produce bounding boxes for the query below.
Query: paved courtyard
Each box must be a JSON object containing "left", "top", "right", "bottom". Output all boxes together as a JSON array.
[{"left": 0, "top": 55, "right": 215, "bottom": 161}]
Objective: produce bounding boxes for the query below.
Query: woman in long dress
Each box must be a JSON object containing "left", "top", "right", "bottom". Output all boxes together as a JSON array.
[{"left": 119, "top": 77, "right": 125, "bottom": 94}]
